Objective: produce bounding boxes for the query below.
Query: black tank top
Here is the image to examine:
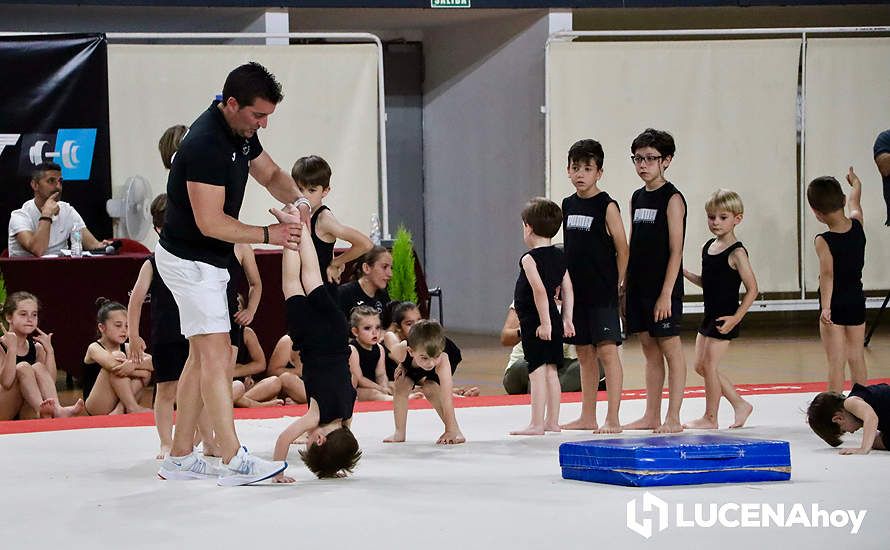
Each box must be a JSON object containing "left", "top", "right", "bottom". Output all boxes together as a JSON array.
[
  {"left": 701, "top": 239, "right": 746, "bottom": 318},
  {"left": 1, "top": 337, "right": 37, "bottom": 364},
  {"left": 819, "top": 218, "right": 866, "bottom": 307},
  {"left": 350, "top": 339, "right": 382, "bottom": 380},
  {"left": 311, "top": 205, "right": 337, "bottom": 294},
  {"left": 849, "top": 383, "right": 890, "bottom": 438},
  {"left": 628, "top": 181, "right": 686, "bottom": 299},
  {"left": 149, "top": 257, "right": 184, "bottom": 345},
  {"left": 562, "top": 191, "right": 619, "bottom": 307},
  {"left": 513, "top": 246, "right": 565, "bottom": 330}
]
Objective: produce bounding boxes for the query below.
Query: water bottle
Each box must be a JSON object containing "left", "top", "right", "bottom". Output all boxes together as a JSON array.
[
  {"left": 70, "top": 227, "right": 83, "bottom": 257},
  {"left": 370, "top": 213, "right": 381, "bottom": 246}
]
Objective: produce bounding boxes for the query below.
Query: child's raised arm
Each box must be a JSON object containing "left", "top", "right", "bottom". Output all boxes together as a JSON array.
[
  {"left": 521, "top": 254, "right": 552, "bottom": 341},
  {"left": 846, "top": 166, "right": 863, "bottom": 224},
  {"left": 127, "top": 260, "right": 153, "bottom": 363},
  {"left": 840, "top": 397, "right": 878, "bottom": 455},
  {"left": 605, "top": 201, "right": 629, "bottom": 294},
  {"left": 316, "top": 211, "right": 374, "bottom": 284},
  {"left": 814, "top": 236, "right": 834, "bottom": 324}
]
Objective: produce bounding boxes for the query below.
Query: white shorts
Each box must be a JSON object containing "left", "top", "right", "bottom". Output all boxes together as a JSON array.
[{"left": 154, "top": 243, "right": 230, "bottom": 338}]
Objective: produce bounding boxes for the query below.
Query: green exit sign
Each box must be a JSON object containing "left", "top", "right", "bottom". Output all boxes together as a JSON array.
[{"left": 431, "top": 0, "right": 471, "bottom": 7}]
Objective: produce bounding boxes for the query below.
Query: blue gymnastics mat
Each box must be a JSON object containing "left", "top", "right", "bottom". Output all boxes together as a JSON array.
[{"left": 559, "top": 434, "right": 791, "bottom": 487}]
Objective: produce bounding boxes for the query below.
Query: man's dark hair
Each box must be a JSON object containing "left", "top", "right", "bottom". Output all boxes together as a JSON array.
[
  {"left": 222, "top": 62, "right": 284, "bottom": 107},
  {"left": 807, "top": 176, "right": 845, "bottom": 215},
  {"left": 521, "top": 197, "right": 562, "bottom": 239},
  {"left": 31, "top": 162, "right": 61, "bottom": 182},
  {"left": 631, "top": 128, "right": 676, "bottom": 158},
  {"left": 806, "top": 391, "right": 845, "bottom": 447},
  {"left": 568, "top": 139, "right": 605, "bottom": 170},
  {"left": 292, "top": 155, "right": 332, "bottom": 190},
  {"left": 300, "top": 427, "right": 362, "bottom": 478}
]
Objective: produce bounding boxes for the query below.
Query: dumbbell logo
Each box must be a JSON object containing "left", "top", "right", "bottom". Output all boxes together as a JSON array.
[{"left": 29, "top": 139, "right": 81, "bottom": 169}]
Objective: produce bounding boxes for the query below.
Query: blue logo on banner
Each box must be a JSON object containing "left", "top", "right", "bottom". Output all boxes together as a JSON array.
[{"left": 23, "top": 128, "right": 97, "bottom": 181}]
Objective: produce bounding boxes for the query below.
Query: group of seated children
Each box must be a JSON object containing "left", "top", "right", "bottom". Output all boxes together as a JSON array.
[{"left": 511, "top": 129, "right": 874, "bottom": 452}]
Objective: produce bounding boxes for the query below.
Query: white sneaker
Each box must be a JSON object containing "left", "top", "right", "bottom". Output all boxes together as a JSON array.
[
  {"left": 218, "top": 446, "right": 287, "bottom": 487},
  {"left": 158, "top": 451, "right": 220, "bottom": 480}
]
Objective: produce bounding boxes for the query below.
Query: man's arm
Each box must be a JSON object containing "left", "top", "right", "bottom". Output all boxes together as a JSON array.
[
  {"left": 187, "top": 181, "right": 298, "bottom": 249},
  {"left": 11, "top": 208, "right": 54, "bottom": 257},
  {"left": 500, "top": 307, "right": 521, "bottom": 347},
  {"left": 249, "top": 151, "right": 302, "bottom": 204}
]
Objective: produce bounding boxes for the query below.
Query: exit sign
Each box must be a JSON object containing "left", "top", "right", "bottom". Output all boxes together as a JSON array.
[{"left": 431, "top": 0, "right": 471, "bottom": 7}]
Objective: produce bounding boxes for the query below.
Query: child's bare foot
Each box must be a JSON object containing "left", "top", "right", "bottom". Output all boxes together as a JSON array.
[
  {"left": 510, "top": 425, "right": 545, "bottom": 436},
  {"left": 383, "top": 432, "right": 406, "bottom": 443},
  {"left": 544, "top": 424, "right": 562, "bottom": 433},
  {"left": 408, "top": 391, "right": 424, "bottom": 400},
  {"left": 596, "top": 421, "right": 623, "bottom": 434},
  {"left": 623, "top": 416, "right": 659, "bottom": 430},
  {"left": 56, "top": 398, "right": 85, "bottom": 417},
  {"left": 274, "top": 473, "right": 295, "bottom": 484},
  {"left": 243, "top": 377, "right": 255, "bottom": 390},
  {"left": 127, "top": 405, "right": 154, "bottom": 414},
  {"left": 284, "top": 397, "right": 297, "bottom": 405},
  {"left": 655, "top": 419, "right": 684, "bottom": 434},
  {"left": 436, "top": 430, "right": 465, "bottom": 444},
  {"left": 730, "top": 401, "right": 753, "bottom": 429},
  {"left": 683, "top": 417, "right": 718, "bottom": 430},
  {"left": 156, "top": 444, "right": 172, "bottom": 460},
  {"left": 109, "top": 402, "right": 125, "bottom": 415},
  {"left": 237, "top": 397, "right": 284, "bottom": 408},
  {"left": 39, "top": 398, "right": 55, "bottom": 418},
  {"left": 453, "top": 386, "right": 480, "bottom": 397},
  {"left": 560, "top": 417, "right": 598, "bottom": 430}
]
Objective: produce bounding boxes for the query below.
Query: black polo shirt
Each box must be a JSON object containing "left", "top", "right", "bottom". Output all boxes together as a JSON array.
[{"left": 160, "top": 101, "right": 262, "bottom": 268}]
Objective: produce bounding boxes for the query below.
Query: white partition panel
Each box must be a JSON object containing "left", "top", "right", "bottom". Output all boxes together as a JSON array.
[
  {"left": 804, "top": 37, "right": 890, "bottom": 292},
  {"left": 108, "top": 44, "right": 379, "bottom": 249},
  {"left": 548, "top": 39, "right": 801, "bottom": 294}
]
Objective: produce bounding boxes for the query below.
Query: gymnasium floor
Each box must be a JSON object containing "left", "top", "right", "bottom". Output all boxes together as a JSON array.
[{"left": 2, "top": 320, "right": 888, "bottom": 549}]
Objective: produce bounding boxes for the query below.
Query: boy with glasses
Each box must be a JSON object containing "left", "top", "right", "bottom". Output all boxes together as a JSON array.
[{"left": 622, "top": 128, "right": 688, "bottom": 434}]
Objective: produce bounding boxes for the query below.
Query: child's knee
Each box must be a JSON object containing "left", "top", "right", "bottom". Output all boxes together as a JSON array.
[{"left": 15, "top": 362, "right": 35, "bottom": 377}]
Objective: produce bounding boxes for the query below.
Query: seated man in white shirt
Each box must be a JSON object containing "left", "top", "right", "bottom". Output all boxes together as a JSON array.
[{"left": 8, "top": 162, "right": 108, "bottom": 257}]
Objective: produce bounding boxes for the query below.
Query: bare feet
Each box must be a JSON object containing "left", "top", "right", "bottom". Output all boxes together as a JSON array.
[
  {"left": 730, "top": 401, "right": 754, "bottom": 429},
  {"left": 453, "top": 386, "right": 480, "bottom": 397},
  {"left": 683, "top": 417, "right": 718, "bottom": 430},
  {"left": 383, "top": 432, "right": 406, "bottom": 443},
  {"left": 156, "top": 444, "right": 172, "bottom": 460},
  {"left": 510, "top": 425, "right": 545, "bottom": 436},
  {"left": 596, "top": 421, "right": 623, "bottom": 434},
  {"left": 560, "top": 417, "right": 598, "bottom": 431},
  {"left": 126, "top": 405, "right": 154, "bottom": 414},
  {"left": 544, "top": 424, "right": 562, "bottom": 433},
  {"left": 623, "top": 416, "right": 659, "bottom": 430},
  {"left": 437, "top": 430, "right": 465, "bottom": 444},
  {"left": 655, "top": 419, "right": 684, "bottom": 434},
  {"left": 109, "top": 402, "right": 125, "bottom": 415},
  {"left": 236, "top": 397, "right": 285, "bottom": 408},
  {"left": 284, "top": 397, "right": 297, "bottom": 406},
  {"left": 39, "top": 398, "right": 55, "bottom": 418}
]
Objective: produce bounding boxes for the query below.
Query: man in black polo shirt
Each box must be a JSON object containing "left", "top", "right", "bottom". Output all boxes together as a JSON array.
[{"left": 156, "top": 62, "right": 311, "bottom": 486}]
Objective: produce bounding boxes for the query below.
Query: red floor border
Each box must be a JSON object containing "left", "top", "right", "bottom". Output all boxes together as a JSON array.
[{"left": 2, "top": 378, "right": 887, "bottom": 436}]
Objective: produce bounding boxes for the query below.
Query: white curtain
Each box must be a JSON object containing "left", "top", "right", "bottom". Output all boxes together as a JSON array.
[
  {"left": 548, "top": 39, "right": 801, "bottom": 294},
  {"left": 108, "top": 44, "right": 380, "bottom": 249}
]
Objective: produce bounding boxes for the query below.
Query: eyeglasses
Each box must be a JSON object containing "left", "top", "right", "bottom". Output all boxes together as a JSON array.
[{"left": 630, "top": 155, "right": 663, "bottom": 165}]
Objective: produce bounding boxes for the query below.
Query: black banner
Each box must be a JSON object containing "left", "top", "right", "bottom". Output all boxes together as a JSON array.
[{"left": 0, "top": 33, "right": 112, "bottom": 252}]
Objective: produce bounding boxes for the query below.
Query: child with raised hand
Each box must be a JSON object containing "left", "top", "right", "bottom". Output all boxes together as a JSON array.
[
  {"left": 808, "top": 383, "right": 889, "bottom": 454},
  {"left": 271, "top": 203, "right": 361, "bottom": 482},
  {"left": 84, "top": 298, "right": 153, "bottom": 416},
  {"left": 622, "top": 128, "right": 688, "bottom": 434},
  {"left": 348, "top": 305, "right": 393, "bottom": 402},
  {"left": 384, "top": 319, "right": 466, "bottom": 444},
  {"left": 682, "top": 189, "right": 757, "bottom": 429},
  {"left": 510, "top": 198, "right": 574, "bottom": 435},
  {"left": 292, "top": 155, "right": 373, "bottom": 290},
  {"left": 807, "top": 168, "right": 868, "bottom": 392},
  {"left": 0, "top": 291, "right": 84, "bottom": 418},
  {"left": 559, "top": 139, "right": 627, "bottom": 434}
]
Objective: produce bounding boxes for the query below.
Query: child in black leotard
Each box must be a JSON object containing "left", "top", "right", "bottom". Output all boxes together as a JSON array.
[
  {"left": 807, "top": 168, "right": 868, "bottom": 392},
  {"left": 682, "top": 190, "right": 758, "bottom": 429},
  {"left": 510, "top": 198, "right": 575, "bottom": 436},
  {"left": 348, "top": 305, "right": 393, "bottom": 402},
  {"left": 808, "top": 383, "right": 890, "bottom": 454},
  {"left": 0, "top": 291, "right": 84, "bottom": 419},
  {"left": 272, "top": 205, "right": 361, "bottom": 482},
  {"left": 83, "top": 298, "right": 153, "bottom": 416}
]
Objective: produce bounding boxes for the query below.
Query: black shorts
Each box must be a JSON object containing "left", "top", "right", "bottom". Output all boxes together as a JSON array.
[
  {"left": 625, "top": 290, "right": 682, "bottom": 338},
  {"left": 567, "top": 305, "right": 622, "bottom": 346},
  {"left": 829, "top": 301, "right": 866, "bottom": 326},
  {"left": 697, "top": 314, "right": 739, "bottom": 341},
  {"left": 520, "top": 333, "right": 564, "bottom": 373},
  {"left": 152, "top": 339, "right": 190, "bottom": 383}
]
